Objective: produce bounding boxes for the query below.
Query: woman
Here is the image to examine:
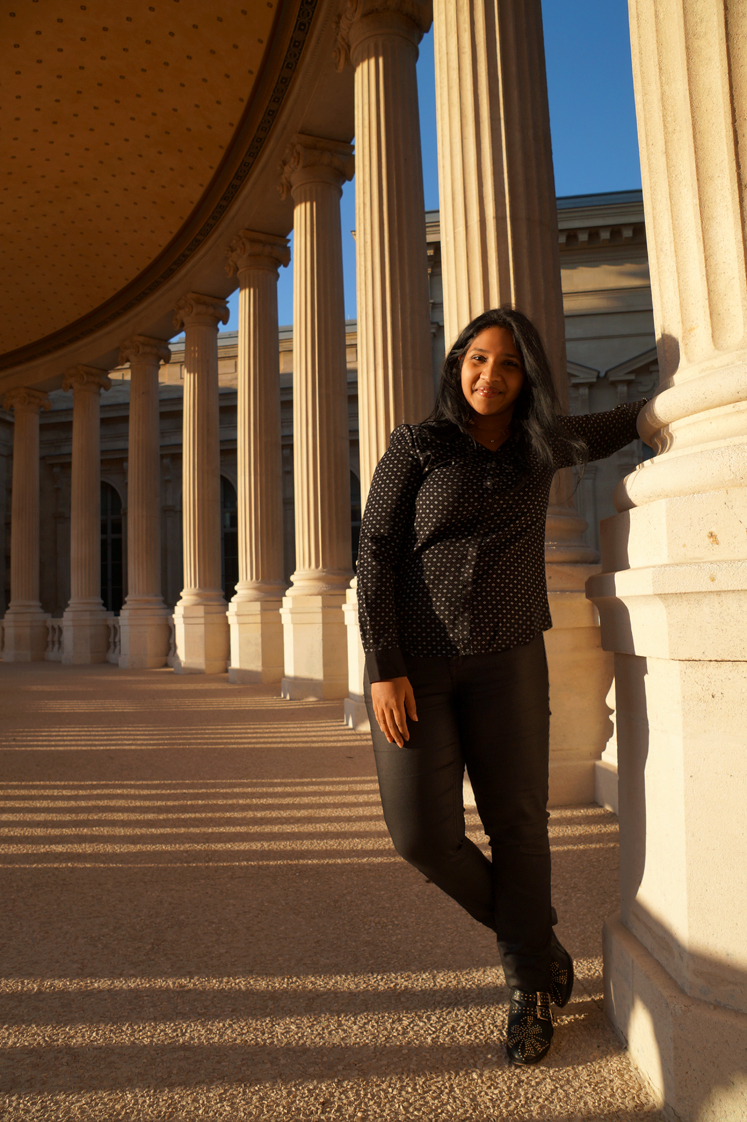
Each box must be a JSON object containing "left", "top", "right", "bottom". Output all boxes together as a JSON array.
[{"left": 357, "top": 306, "right": 647, "bottom": 1066}]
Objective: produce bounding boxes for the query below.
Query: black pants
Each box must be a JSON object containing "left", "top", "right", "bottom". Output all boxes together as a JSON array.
[{"left": 364, "top": 634, "right": 552, "bottom": 991}]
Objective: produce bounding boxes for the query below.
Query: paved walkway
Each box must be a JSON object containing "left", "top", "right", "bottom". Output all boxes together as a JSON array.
[{"left": 0, "top": 662, "right": 661, "bottom": 1121}]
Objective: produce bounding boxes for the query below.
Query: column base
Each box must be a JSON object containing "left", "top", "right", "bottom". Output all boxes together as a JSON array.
[
  {"left": 173, "top": 599, "right": 229, "bottom": 675},
  {"left": 227, "top": 597, "right": 284, "bottom": 684},
  {"left": 342, "top": 582, "right": 369, "bottom": 729},
  {"left": 280, "top": 591, "right": 348, "bottom": 700},
  {"left": 595, "top": 757, "right": 619, "bottom": 814},
  {"left": 546, "top": 589, "right": 614, "bottom": 806},
  {"left": 604, "top": 912, "right": 747, "bottom": 1122},
  {"left": 62, "top": 605, "right": 112, "bottom": 665},
  {"left": 1, "top": 607, "right": 50, "bottom": 662},
  {"left": 118, "top": 603, "right": 171, "bottom": 669},
  {"left": 343, "top": 696, "right": 370, "bottom": 732}
]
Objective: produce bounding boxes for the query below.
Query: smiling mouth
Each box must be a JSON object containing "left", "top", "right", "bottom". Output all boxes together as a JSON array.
[{"left": 475, "top": 385, "right": 503, "bottom": 397}]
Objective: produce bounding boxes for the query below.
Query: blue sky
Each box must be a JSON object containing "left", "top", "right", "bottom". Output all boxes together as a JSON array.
[{"left": 222, "top": 0, "right": 641, "bottom": 334}]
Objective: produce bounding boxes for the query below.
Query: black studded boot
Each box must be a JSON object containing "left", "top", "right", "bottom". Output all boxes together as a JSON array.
[
  {"left": 505, "top": 989, "right": 553, "bottom": 1065},
  {"left": 550, "top": 929, "right": 574, "bottom": 1008}
]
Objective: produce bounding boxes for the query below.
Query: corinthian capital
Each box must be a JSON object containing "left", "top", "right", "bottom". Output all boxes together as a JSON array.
[
  {"left": 226, "top": 230, "right": 291, "bottom": 278},
  {"left": 3, "top": 387, "right": 51, "bottom": 414},
  {"left": 334, "top": 0, "right": 432, "bottom": 69},
  {"left": 61, "top": 365, "right": 112, "bottom": 394},
  {"left": 119, "top": 335, "right": 171, "bottom": 368},
  {"left": 173, "top": 292, "right": 230, "bottom": 333},
  {"left": 278, "top": 134, "right": 355, "bottom": 200}
]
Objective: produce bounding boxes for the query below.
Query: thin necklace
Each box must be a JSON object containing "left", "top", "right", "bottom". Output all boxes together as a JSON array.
[{"left": 470, "top": 421, "right": 511, "bottom": 445}]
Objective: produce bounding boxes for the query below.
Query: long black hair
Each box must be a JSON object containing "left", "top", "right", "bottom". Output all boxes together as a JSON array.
[{"left": 428, "top": 306, "right": 587, "bottom": 471}]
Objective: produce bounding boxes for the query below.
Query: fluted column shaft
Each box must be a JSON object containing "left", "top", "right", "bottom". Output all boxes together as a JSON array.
[
  {"left": 228, "top": 232, "right": 290, "bottom": 597},
  {"left": 175, "top": 294, "right": 228, "bottom": 600},
  {"left": 584, "top": 5, "right": 747, "bottom": 1116},
  {"left": 283, "top": 141, "right": 354, "bottom": 588},
  {"left": 65, "top": 367, "right": 111, "bottom": 605},
  {"left": 120, "top": 336, "right": 170, "bottom": 602},
  {"left": 335, "top": 0, "right": 434, "bottom": 728},
  {"left": 434, "top": 0, "right": 564, "bottom": 370},
  {"left": 172, "top": 292, "right": 230, "bottom": 674},
  {"left": 338, "top": 0, "right": 435, "bottom": 500},
  {"left": 117, "top": 335, "right": 171, "bottom": 669},
  {"left": 2, "top": 389, "right": 50, "bottom": 662},
  {"left": 60, "top": 365, "right": 112, "bottom": 665},
  {"left": 278, "top": 135, "right": 354, "bottom": 699},
  {"left": 615, "top": 0, "right": 747, "bottom": 509},
  {"left": 225, "top": 230, "right": 289, "bottom": 684},
  {"left": 4, "top": 389, "right": 49, "bottom": 607}
]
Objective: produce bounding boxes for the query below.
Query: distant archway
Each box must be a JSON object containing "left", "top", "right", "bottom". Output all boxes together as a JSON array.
[
  {"left": 221, "top": 476, "right": 238, "bottom": 603},
  {"left": 101, "top": 481, "right": 124, "bottom": 613}
]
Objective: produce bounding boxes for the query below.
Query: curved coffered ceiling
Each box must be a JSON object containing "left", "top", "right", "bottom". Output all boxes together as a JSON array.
[{"left": 0, "top": 0, "right": 316, "bottom": 364}]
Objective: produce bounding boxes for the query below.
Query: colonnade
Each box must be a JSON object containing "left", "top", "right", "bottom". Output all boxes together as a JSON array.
[
  {"left": 1, "top": 0, "right": 436, "bottom": 695},
  {"left": 2, "top": 1, "right": 745, "bottom": 1115}
]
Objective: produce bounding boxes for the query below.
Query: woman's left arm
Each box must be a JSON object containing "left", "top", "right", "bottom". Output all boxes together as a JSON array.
[{"left": 554, "top": 399, "right": 649, "bottom": 468}]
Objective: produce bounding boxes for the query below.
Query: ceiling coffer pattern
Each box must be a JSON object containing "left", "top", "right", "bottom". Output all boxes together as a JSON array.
[{"left": 0, "top": 0, "right": 318, "bottom": 368}]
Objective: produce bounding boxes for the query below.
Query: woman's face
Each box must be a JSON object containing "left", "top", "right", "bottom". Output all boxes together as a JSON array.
[{"left": 460, "top": 325, "right": 525, "bottom": 421}]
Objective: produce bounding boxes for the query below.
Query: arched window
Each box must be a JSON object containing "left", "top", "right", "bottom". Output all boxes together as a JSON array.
[
  {"left": 351, "top": 470, "right": 362, "bottom": 568},
  {"left": 101, "top": 481, "right": 124, "bottom": 613},
  {"left": 221, "top": 476, "right": 239, "bottom": 603}
]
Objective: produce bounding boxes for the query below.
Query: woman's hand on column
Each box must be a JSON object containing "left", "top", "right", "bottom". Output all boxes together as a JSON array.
[{"left": 370, "top": 677, "right": 418, "bottom": 747}]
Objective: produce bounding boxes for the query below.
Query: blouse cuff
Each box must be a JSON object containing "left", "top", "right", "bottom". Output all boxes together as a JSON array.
[{"left": 365, "top": 647, "right": 408, "bottom": 683}]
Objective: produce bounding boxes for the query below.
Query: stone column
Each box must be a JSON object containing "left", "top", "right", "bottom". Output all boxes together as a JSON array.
[
  {"left": 431, "top": 0, "right": 610, "bottom": 804},
  {"left": 172, "top": 292, "right": 230, "bottom": 674},
  {"left": 278, "top": 135, "right": 354, "bottom": 700},
  {"left": 586, "top": 5, "right": 747, "bottom": 1118},
  {"left": 61, "top": 365, "right": 112, "bottom": 664},
  {"left": 225, "top": 230, "right": 290, "bottom": 684},
  {"left": 1, "top": 388, "right": 51, "bottom": 661},
  {"left": 335, "top": 0, "right": 435, "bottom": 727},
  {"left": 117, "top": 335, "right": 171, "bottom": 668}
]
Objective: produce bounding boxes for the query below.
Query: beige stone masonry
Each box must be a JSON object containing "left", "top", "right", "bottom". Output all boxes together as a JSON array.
[
  {"left": 585, "top": 4, "right": 747, "bottom": 1118},
  {"left": 1, "top": 388, "right": 51, "bottom": 662},
  {"left": 336, "top": 0, "right": 435, "bottom": 728},
  {"left": 117, "top": 335, "right": 172, "bottom": 669},
  {"left": 279, "top": 136, "right": 354, "bottom": 700},
  {"left": 432, "top": 0, "right": 610, "bottom": 805},
  {"left": 60, "top": 365, "right": 112, "bottom": 664},
  {"left": 225, "top": 230, "right": 290, "bottom": 684},
  {"left": 172, "top": 293, "right": 230, "bottom": 675}
]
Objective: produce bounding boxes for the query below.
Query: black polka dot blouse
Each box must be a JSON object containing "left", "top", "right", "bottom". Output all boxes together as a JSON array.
[{"left": 357, "top": 401, "right": 647, "bottom": 682}]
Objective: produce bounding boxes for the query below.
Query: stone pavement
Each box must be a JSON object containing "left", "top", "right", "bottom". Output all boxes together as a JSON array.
[{"left": 0, "top": 662, "right": 661, "bottom": 1121}]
